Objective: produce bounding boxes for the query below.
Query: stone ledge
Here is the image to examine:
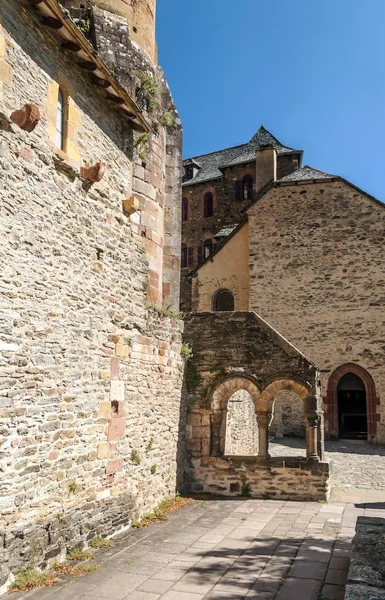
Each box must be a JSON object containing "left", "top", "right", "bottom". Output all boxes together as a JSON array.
[{"left": 346, "top": 516, "right": 385, "bottom": 599}]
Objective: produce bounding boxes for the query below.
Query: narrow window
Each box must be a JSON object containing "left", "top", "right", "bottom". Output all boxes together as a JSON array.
[
  {"left": 197, "top": 245, "right": 203, "bottom": 264},
  {"left": 243, "top": 175, "right": 253, "bottom": 200},
  {"left": 182, "top": 197, "right": 189, "bottom": 222},
  {"left": 203, "top": 192, "right": 214, "bottom": 217},
  {"left": 181, "top": 243, "right": 193, "bottom": 268},
  {"left": 203, "top": 238, "right": 213, "bottom": 259},
  {"left": 213, "top": 290, "right": 235, "bottom": 312},
  {"left": 235, "top": 180, "right": 243, "bottom": 201},
  {"left": 183, "top": 167, "right": 193, "bottom": 182},
  {"left": 56, "top": 87, "right": 65, "bottom": 150}
]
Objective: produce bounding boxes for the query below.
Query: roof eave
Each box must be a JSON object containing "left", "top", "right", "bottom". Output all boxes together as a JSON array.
[{"left": 28, "top": 0, "right": 151, "bottom": 133}]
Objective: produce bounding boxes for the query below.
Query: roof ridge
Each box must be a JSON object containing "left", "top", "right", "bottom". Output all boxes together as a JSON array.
[{"left": 183, "top": 142, "right": 247, "bottom": 163}]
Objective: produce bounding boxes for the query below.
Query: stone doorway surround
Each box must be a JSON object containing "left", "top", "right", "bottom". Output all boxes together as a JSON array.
[
  {"left": 325, "top": 363, "right": 379, "bottom": 441},
  {"left": 182, "top": 312, "right": 331, "bottom": 501}
]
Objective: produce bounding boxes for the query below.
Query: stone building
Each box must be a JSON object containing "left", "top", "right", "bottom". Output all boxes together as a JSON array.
[
  {"left": 0, "top": 0, "right": 183, "bottom": 589},
  {"left": 189, "top": 140, "right": 385, "bottom": 445},
  {"left": 180, "top": 126, "right": 302, "bottom": 310}
]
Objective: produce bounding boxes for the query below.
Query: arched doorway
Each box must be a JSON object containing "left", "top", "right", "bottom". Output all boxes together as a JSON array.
[
  {"left": 337, "top": 373, "right": 367, "bottom": 439},
  {"left": 326, "top": 363, "right": 378, "bottom": 441}
]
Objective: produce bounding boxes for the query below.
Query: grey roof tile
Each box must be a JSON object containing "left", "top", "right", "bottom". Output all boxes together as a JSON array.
[
  {"left": 182, "top": 125, "right": 301, "bottom": 186},
  {"left": 278, "top": 165, "right": 335, "bottom": 182}
]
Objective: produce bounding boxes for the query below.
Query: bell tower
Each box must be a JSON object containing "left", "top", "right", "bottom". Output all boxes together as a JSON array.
[{"left": 94, "top": 0, "right": 157, "bottom": 64}]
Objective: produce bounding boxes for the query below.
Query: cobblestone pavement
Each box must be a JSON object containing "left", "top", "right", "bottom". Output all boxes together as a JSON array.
[
  {"left": 9, "top": 494, "right": 385, "bottom": 600},
  {"left": 269, "top": 438, "right": 385, "bottom": 489}
]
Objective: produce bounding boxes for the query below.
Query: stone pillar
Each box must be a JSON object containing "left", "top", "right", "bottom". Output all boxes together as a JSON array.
[
  {"left": 210, "top": 413, "right": 222, "bottom": 456},
  {"left": 306, "top": 414, "right": 320, "bottom": 461},
  {"left": 256, "top": 412, "right": 271, "bottom": 459}
]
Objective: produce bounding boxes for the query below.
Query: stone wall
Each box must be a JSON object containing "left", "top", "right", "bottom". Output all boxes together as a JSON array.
[
  {"left": 180, "top": 312, "right": 329, "bottom": 500},
  {"left": 225, "top": 390, "right": 258, "bottom": 455},
  {"left": 187, "top": 456, "right": 330, "bottom": 501},
  {"left": 0, "top": 0, "right": 183, "bottom": 589},
  {"left": 270, "top": 390, "right": 306, "bottom": 438},
  {"left": 191, "top": 221, "right": 249, "bottom": 312},
  {"left": 247, "top": 179, "right": 385, "bottom": 442},
  {"left": 346, "top": 516, "right": 385, "bottom": 599}
]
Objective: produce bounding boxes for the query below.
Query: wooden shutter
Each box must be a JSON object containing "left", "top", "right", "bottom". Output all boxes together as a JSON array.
[
  {"left": 198, "top": 246, "right": 203, "bottom": 264},
  {"left": 187, "top": 246, "right": 193, "bottom": 267}
]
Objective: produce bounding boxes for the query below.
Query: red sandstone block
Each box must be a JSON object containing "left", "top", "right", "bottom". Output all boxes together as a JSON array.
[
  {"left": 137, "top": 335, "right": 152, "bottom": 346},
  {"left": 111, "top": 356, "right": 120, "bottom": 379},
  {"left": 107, "top": 417, "right": 126, "bottom": 441},
  {"left": 106, "top": 458, "right": 124, "bottom": 475}
]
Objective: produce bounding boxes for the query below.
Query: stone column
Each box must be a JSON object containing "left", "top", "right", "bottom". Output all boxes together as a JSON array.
[
  {"left": 306, "top": 414, "right": 320, "bottom": 461},
  {"left": 210, "top": 413, "right": 222, "bottom": 456},
  {"left": 256, "top": 411, "right": 271, "bottom": 459}
]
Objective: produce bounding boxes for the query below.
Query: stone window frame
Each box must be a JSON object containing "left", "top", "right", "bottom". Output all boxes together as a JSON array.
[
  {"left": 325, "top": 363, "right": 379, "bottom": 440},
  {"left": 181, "top": 242, "right": 193, "bottom": 268},
  {"left": 200, "top": 186, "right": 216, "bottom": 219},
  {"left": 45, "top": 76, "right": 80, "bottom": 164},
  {"left": 182, "top": 196, "right": 190, "bottom": 222}
]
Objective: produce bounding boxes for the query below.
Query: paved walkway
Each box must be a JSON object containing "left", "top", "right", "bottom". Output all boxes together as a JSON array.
[{"left": 10, "top": 493, "right": 385, "bottom": 600}]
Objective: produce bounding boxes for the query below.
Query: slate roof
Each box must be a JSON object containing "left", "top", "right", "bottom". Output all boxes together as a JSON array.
[
  {"left": 278, "top": 165, "right": 335, "bottom": 182},
  {"left": 182, "top": 126, "right": 301, "bottom": 186},
  {"left": 214, "top": 225, "right": 238, "bottom": 239}
]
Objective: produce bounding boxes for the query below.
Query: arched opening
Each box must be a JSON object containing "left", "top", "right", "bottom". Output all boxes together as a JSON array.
[
  {"left": 270, "top": 390, "right": 306, "bottom": 439},
  {"left": 213, "top": 289, "right": 234, "bottom": 312},
  {"left": 326, "top": 363, "right": 378, "bottom": 440},
  {"left": 203, "top": 238, "right": 213, "bottom": 259},
  {"left": 203, "top": 192, "right": 214, "bottom": 217},
  {"left": 224, "top": 390, "right": 258, "bottom": 455},
  {"left": 337, "top": 373, "right": 367, "bottom": 440}
]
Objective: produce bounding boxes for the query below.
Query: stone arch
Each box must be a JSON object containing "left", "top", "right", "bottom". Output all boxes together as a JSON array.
[
  {"left": 209, "top": 376, "right": 261, "bottom": 456},
  {"left": 258, "top": 378, "right": 311, "bottom": 413},
  {"left": 326, "top": 363, "right": 378, "bottom": 440},
  {"left": 211, "top": 376, "right": 261, "bottom": 412}
]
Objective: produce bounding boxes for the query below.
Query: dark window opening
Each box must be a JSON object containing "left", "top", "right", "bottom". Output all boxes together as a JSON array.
[
  {"left": 182, "top": 197, "right": 189, "bottom": 221},
  {"left": 203, "top": 192, "right": 214, "bottom": 217},
  {"left": 203, "top": 238, "right": 213, "bottom": 259},
  {"left": 243, "top": 175, "right": 253, "bottom": 200},
  {"left": 337, "top": 373, "right": 367, "bottom": 440},
  {"left": 181, "top": 243, "right": 193, "bottom": 268},
  {"left": 213, "top": 290, "right": 235, "bottom": 312},
  {"left": 183, "top": 167, "right": 194, "bottom": 182}
]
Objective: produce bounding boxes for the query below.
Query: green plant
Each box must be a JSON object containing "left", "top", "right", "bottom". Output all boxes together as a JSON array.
[
  {"left": 146, "top": 437, "right": 154, "bottom": 452},
  {"left": 137, "top": 73, "right": 158, "bottom": 113},
  {"left": 160, "top": 111, "right": 174, "bottom": 127},
  {"left": 8, "top": 568, "right": 57, "bottom": 592},
  {"left": 78, "top": 564, "right": 100, "bottom": 574},
  {"left": 318, "top": 499, "right": 328, "bottom": 504},
  {"left": 138, "top": 150, "right": 147, "bottom": 163},
  {"left": 152, "top": 303, "right": 181, "bottom": 318},
  {"left": 66, "top": 548, "right": 94, "bottom": 562},
  {"left": 186, "top": 358, "right": 201, "bottom": 392},
  {"left": 151, "top": 464, "right": 157, "bottom": 474},
  {"left": 135, "top": 133, "right": 149, "bottom": 147},
  {"left": 68, "top": 482, "right": 77, "bottom": 494},
  {"left": 131, "top": 449, "right": 141, "bottom": 465},
  {"left": 181, "top": 342, "right": 193, "bottom": 361},
  {"left": 90, "top": 536, "right": 114, "bottom": 549},
  {"left": 241, "top": 517, "right": 247, "bottom": 521},
  {"left": 241, "top": 482, "right": 252, "bottom": 497}
]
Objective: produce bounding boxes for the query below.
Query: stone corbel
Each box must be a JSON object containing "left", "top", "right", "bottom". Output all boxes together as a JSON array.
[
  {"left": 122, "top": 197, "right": 140, "bottom": 215},
  {"left": 10, "top": 104, "right": 40, "bottom": 132},
  {"left": 80, "top": 162, "right": 105, "bottom": 183}
]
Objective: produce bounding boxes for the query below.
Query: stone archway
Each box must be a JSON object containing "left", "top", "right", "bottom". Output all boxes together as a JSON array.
[
  {"left": 326, "top": 363, "right": 378, "bottom": 440},
  {"left": 209, "top": 376, "right": 261, "bottom": 455}
]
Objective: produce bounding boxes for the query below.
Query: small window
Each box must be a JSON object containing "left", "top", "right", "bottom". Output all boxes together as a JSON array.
[
  {"left": 56, "top": 87, "right": 65, "bottom": 150},
  {"left": 183, "top": 167, "right": 194, "bottom": 182},
  {"left": 182, "top": 197, "right": 189, "bottom": 222},
  {"left": 203, "top": 238, "right": 213, "bottom": 259},
  {"left": 181, "top": 243, "right": 193, "bottom": 268},
  {"left": 243, "top": 175, "right": 253, "bottom": 200},
  {"left": 203, "top": 192, "right": 214, "bottom": 217},
  {"left": 213, "top": 290, "right": 234, "bottom": 312}
]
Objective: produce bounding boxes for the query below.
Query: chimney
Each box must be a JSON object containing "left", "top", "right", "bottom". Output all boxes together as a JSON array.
[{"left": 255, "top": 145, "right": 277, "bottom": 194}]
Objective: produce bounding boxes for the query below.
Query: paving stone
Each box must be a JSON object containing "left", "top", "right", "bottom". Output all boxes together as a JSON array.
[
  {"left": 320, "top": 583, "right": 346, "bottom": 600},
  {"left": 95, "top": 573, "right": 147, "bottom": 599},
  {"left": 161, "top": 592, "right": 204, "bottom": 600},
  {"left": 289, "top": 560, "right": 327, "bottom": 580},
  {"left": 123, "top": 593, "right": 159, "bottom": 600},
  {"left": 275, "top": 577, "right": 321, "bottom": 600},
  {"left": 137, "top": 578, "right": 174, "bottom": 594},
  {"left": 326, "top": 568, "right": 348, "bottom": 585}
]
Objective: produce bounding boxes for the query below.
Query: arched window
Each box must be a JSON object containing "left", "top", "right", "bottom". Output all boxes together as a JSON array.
[
  {"left": 181, "top": 243, "right": 193, "bottom": 268},
  {"left": 203, "top": 238, "right": 213, "bottom": 259},
  {"left": 203, "top": 192, "right": 214, "bottom": 217},
  {"left": 182, "top": 197, "right": 189, "bottom": 222},
  {"left": 213, "top": 289, "right": 235, "bottom": 312},
  {"left": 56, "top": 87, "right": 66, "bottom": 151},
  {"left": 243, "top": 175, "right": 253, "bottom": 200}
]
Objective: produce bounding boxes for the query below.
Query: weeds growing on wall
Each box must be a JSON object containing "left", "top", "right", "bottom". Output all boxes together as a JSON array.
[{"left": 131, "top": 494, "right": 194, "bottom": 528}]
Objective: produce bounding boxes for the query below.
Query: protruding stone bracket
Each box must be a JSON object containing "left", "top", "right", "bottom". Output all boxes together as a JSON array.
[
  {"left": 80, "top": 162, "right": 105, "bottom": 183},
  {"left": 10, "top": 104, "right": 40, "bottom": 132}
]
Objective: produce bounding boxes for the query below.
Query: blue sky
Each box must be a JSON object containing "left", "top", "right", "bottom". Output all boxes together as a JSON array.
[{"left": 157, "top": 0, "right": 385, "bottom": 199}]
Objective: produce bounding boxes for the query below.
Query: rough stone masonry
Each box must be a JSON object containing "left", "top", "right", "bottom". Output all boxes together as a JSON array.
[{"left": 0, "top": 0, "right": 183, "bottom": 590}]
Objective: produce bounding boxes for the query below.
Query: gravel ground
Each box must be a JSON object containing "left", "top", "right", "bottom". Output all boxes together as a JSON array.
[{"left": 269, "top": 438, "right": 385, "bottom": 489}]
